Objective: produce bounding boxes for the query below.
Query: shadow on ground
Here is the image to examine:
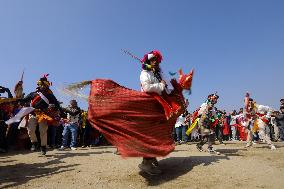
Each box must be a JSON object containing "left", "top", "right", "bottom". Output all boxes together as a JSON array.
[
  {"left": 139, "top": 147, "right": 246, "bottom": 186},
  {"left": 217, "top": 148, "right": 247, "bottom": 156},
  {"left": 0, "top": 150, "right": 112, "bottom": 189}
]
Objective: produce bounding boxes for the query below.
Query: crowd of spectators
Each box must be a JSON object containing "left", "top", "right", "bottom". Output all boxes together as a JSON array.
[
  {"left": 173, "top": 101, "right": 284, "bottom": 145},
  {"left": 0, "top": 85, "right": 109, "bottom": 154},
  {"left": 1, "top": 84, "right": 284, "bottom": 154}
]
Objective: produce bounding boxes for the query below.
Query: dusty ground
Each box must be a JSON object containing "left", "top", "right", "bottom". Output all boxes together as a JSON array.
[{"left": 1, "top": 141, "right": 284, "bottom": 189}]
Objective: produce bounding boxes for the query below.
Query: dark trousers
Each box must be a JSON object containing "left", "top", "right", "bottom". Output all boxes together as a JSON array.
[
  {"left": 0, "top": 122, "right": 7, "bottom": 151},
  {"left": 55, "top": 125, "right": 64, "bottom": 147},
  {"left": 80, "top": 125, "right": 91, "bottom": 146},
  {"left": 175, "top": 125, "right": 188, "bottom": 142},
  {"left": 6, "top": 123, "right": 19, "bottom": 148},
  {"left": 197, "top": 133, "right": 215, "bottom": 149},
  {"left": 48, "top": 126, "right": 57, "bottom": 147},
  {"left": 215, "top": 125, "right": 223, "bottom": 143},
  {"left": 279, "top": 126, "right": 284, "bottom": 140}
]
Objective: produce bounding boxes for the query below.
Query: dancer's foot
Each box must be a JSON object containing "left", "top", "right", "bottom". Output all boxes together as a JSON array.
[
  {"left": 207, "top": 147, "right": 220, "bottom": 155},
  {"left": 139, "top": 159, "right": 162, "bottom": 175},
  {"left": 196, "top": 144, "right": 203, "bottom": 152},
  {"left": 152, "top": 158, "right": 159, "bottom": 167}
]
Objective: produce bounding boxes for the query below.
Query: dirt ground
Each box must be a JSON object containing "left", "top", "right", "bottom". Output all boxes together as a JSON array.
[{"left": 1, "top": 141, "right": 284, "bottom": 189}]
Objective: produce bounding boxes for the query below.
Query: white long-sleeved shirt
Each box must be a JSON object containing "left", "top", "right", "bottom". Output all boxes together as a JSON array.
[
  {"left": 198, "top": 103, "right": 208, "bottom": 116},
  {"left": 175, "top": 115, "right": 186, "bottom": 128},
  {"left": 197, "top": 102, "right": 217, "bottom": 117},
  {"left": 140, "top": 69, "right": 174, "bottom": 95}
]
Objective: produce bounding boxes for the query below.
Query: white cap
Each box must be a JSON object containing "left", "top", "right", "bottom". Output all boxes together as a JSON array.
[{"left": 147, "top": 53, "right": 154, "bottom": 60}]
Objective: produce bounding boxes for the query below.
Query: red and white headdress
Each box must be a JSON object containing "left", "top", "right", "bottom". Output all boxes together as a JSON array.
[{"left": 141, "top": 50, "right": 163, "bottom": 63}]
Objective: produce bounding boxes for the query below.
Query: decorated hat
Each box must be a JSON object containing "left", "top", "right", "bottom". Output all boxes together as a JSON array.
[
  {"left": 141, "top": 50, "right": 163, "bottom": 63},
  {"left": 37, "top": 74, "right": 52, "bottom": 88},
  {"left": 208, "top": 93, "right": 219, "bottom": 101},
  {"left": 207, "top": 93, "right": 219, "bottom": 105}
]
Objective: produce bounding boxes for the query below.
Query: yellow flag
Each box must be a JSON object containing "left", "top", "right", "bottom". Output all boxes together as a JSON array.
[{"left": 186, "top": 118, "right": 199, "bottom": 135}]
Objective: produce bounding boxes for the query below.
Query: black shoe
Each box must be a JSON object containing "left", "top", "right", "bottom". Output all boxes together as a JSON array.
[
  {"left": 41, "top": 146, "right": 47, "bottom": 155},
  {"left": 152, "top": 158, "right": 159, "bottom": 167},
  {"left": 196, "top": 144, "right": 203, "bottom": 152},
  {"left": 207, "top": 147, "right": 220, "bottom": 155},
  {"left": 139, "top": 160, "right": 162, "bottom": 175}
]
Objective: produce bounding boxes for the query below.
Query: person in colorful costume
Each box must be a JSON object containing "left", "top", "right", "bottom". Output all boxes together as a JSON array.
[
  {"left": 63, "top": 50, "right": 194, "bottom": 176},
  {"left": 139, "top": 50, "right": 189, "bottom": 174},
  {"left": 20, "top": 75, "right": 60, "bottom": 155},
  {"left": 187, "top": 94, "right": 220, "bottom": 154},
  {"left": 140, "top": 50, "right": 183, "bottom": 120},
  {"left": 244, "top": 93, "right": 276, "bottom": 150}
]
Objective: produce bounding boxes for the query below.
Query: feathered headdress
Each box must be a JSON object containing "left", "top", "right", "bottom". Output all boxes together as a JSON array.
[
  {"left": 37, "top": 74, "right": 52, "bottom": 88},
  {"left": 207, "top": 93, "right": 219, "bottom": 105}
]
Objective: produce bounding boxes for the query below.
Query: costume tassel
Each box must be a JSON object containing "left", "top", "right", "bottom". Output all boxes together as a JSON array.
[{"left": 59, "top": 80, "right": 92, "bottom": 101}]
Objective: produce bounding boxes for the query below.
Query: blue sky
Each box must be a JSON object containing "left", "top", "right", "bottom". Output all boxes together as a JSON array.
[{"left": 0, "top": 0, "right": 283, "bottom": 112}]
